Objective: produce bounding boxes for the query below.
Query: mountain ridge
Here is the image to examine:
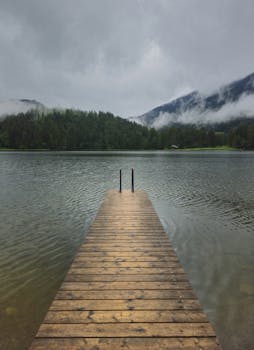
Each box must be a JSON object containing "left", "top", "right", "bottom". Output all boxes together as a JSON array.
[
  {"left": 0, "top": 99, "right": 46, "bottom": 119},
  {"left": 130, "top": 72, "right": 254, "bottom": 128}
]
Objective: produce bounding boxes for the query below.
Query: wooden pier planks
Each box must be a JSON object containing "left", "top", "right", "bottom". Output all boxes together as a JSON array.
[{"left": 29, "top": 190, "right": 222, "bottom": 350}]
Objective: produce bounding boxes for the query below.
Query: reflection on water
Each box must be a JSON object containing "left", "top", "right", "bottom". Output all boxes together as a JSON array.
[{"left": 0, "top": 151, "right": 253, "bottom": 350}]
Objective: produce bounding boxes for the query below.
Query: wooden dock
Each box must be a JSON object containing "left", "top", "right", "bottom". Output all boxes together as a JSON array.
[{"left": 30, "top": 190, "right": 221, "bottom": 350}]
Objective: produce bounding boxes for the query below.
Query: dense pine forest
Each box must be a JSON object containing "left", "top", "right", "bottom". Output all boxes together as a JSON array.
[{"left": 0, "top": 110, "right": 253, "bottom": 150}]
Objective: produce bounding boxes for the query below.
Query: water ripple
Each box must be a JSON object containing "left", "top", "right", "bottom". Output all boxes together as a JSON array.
[{"left": 0, "top": 151, "right": 253, "bottom": 350}]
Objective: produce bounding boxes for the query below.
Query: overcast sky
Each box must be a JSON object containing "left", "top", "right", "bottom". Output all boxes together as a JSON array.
[{"left": 0, "top": 0, "right": 253, "bottom": 117}]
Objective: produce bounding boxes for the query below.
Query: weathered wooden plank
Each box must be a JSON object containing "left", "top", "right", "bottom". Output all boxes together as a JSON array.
[
  {"left": 86, "top": 236, "right": 168, "bottom": 239},
  {"left": 79, "top": 247, "right": 176, "bottom": 252},
  {"left": 30, "top": 337, "right": 221, "bottom": 350},
  {"left": 76, "top": 251, "right": 178, "bottom": 257},
  {"left": 89, "top": 221, "right": 162, "bottom": 223},
  {"left": 71, "top": 261, "right": 180, "bottom": 267},
  {"left": 55, "top": 289, "right": 196, "bottom": 300},
  {"left": 88, "top": 230, "right": 165, "bottom": 233},
  {"left": 88, "top": 223, "right": 164, "bottom": 227},
  {"left": 60, "top": 281, "right": 192, "bottom": 291},
  {"left": 85, "top": 237, "right": 169, "bottom": 241},
  {"left": 49, "top": 299, "right": 201, "bottom": 311},
  {"left": 81, "top": 243, "right": 173, "bottom": 247},
  {"left": 44, "top": 310, "right": 207, "bottom": 323},
  {"left": 91, "top": 223, "right": 164, "bottom": 226},
  {"left": 68, "top": 267, "right": 185, "bottom": 275},
  {"left": 84, "top": 239, "right": 170, "bottom": 243},
  {"left": 36, "top": 322, "right": 215, "bottom": 338},
  {"left": 85, "top": 233, "right": 167, "bottom": 237},
  {"left": 89, "top": 227, "right": 165, "bottom": 230},
  {"left": 65, "top": 274, "right": 187, "bottom": 282},
  {"left": 74, "top": 256, "right": 179, "bottom": 262},
  {"left": 88, "top": 231, "right": 165, "bottom": 233}
]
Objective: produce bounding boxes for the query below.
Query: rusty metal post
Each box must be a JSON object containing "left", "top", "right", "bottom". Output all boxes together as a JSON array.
[
  {"left": 119, "top": 169, "right": 122, "bottom": 192},
  {"left": 131, "top": 168, "right": 134, "bottom": 192}
]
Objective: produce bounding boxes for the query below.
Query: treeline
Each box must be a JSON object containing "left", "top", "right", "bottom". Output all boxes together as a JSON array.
[
  {"left": 0, "top": 109, "right": 253, "bottom": 150},
  {"left": 227, "top": 122, "right": 254, "bottom": 149}
]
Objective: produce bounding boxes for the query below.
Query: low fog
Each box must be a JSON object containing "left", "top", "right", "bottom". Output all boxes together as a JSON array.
[{"left": 153, "top": 93, "right": 254, "bottom": 129}]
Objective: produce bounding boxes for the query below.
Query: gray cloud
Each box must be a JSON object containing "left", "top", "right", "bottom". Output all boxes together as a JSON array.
[{"left": 0, "top": 0, "right": 254, "bottom": 117}]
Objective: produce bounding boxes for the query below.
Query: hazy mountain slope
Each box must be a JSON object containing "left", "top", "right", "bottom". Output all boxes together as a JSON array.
[
  {"left": 0, "top": 99, "right": 45, "bottom": 119},
  {"left": 130, "top": 72, "right": 254, "bottom": 129}
]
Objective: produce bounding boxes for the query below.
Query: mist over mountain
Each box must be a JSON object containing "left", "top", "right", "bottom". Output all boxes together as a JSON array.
[
  {"left": 130, "top": 72, "right": 254, "bottom": 129},
  {"left": 0, "top": 99, "right": 46, "bottom": 119}
]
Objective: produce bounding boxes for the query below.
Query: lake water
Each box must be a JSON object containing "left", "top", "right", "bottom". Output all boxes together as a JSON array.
[{"left": 0, "top": 151, "right": 253, "bottom": 350}]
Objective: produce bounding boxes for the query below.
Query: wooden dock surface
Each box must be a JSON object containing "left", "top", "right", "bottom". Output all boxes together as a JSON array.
[{"left": 30, "top": 190, "right": 221, "bottom": 350}]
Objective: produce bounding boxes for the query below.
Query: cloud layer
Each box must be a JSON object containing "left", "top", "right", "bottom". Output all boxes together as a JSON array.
[{"left": 0, "top": 0, "right": 254, "bottom": 117}]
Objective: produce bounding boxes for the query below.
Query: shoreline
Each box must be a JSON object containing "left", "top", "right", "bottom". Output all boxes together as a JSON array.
[{"left": 0, "top": 146, "right": 244, "bottom": 152}]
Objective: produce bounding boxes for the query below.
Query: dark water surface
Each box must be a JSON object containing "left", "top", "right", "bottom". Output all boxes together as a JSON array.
[{"left": 0, "top": 151, "right": 253, "bottom": 350}]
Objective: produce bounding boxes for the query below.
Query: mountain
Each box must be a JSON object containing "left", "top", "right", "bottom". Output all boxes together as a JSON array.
[
  {"left": 0, "top": 99, "right": 46, "bottom": 119},
  {"left": 130, "top": 72, "right": 254, "bottom": 129}
]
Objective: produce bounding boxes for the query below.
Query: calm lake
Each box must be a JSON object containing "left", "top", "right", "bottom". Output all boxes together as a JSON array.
[{"left": 0, "top": 151, "right": 253, "bottom": 350}]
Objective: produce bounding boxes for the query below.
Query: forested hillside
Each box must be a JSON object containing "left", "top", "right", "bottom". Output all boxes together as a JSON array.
[{"left": 0, "top": 110, "right": 253, "bottom": 150}]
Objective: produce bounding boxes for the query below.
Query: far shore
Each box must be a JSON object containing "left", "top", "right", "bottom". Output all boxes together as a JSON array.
[{"left": 0, "top": 146, "right": 245, "bottom": 152}]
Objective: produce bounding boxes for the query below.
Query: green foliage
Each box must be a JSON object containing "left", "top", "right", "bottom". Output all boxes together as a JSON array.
[
  {"left": 0, "top": 110, "right": 151, "bottom": 150},
  {"left": 228, "top": 122, "right": 254, "bottom": 149},
  {"left": 0, "top": 109, "right": 253, "bottom": 150}
]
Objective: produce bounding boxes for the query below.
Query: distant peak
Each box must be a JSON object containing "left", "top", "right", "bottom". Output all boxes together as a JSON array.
[
  {"left": 19, "top": 99, "right": 44, "bottom": 106},
  {"left": 0, "top": 99, "right": 46, "bottom": 119}
]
